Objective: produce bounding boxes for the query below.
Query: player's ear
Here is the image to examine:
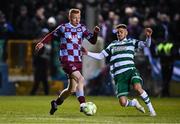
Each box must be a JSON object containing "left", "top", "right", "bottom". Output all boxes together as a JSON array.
[{"left": 125, "top": 29, "right": 128, "bottom": 36}]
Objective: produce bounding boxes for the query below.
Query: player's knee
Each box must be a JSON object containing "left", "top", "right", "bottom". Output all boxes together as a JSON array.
[
  {"left": 77, "top": 76, "right": 85, "bottom": 86},
  {"left": 134, "top": 84, "right": 142, "bottom": 91},
  {"left": 70, "top": 75, "right": 85, "bottom": 84},
  {"left": 79, "top": 76, "right": 85, "bottom": 82},
  {"left": 119, "top": 99, "right": 126, "bottom": 107},
  {"left": 134, "top": 88, "right": 144, "bottom": 95}
]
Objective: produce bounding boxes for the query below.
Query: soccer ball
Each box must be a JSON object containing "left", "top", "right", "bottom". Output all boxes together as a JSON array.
[{"left": 83, "top": 102, "right": 97, "bottom": 116}]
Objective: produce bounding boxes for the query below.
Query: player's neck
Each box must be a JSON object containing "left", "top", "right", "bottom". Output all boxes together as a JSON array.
[{"left": 118, "top": 37, "right": 127, "bottom": 42}]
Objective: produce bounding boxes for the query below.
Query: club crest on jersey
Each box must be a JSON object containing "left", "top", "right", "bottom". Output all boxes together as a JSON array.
[{"left": 77, "top": 28, "right": 82, "bottom": 32}]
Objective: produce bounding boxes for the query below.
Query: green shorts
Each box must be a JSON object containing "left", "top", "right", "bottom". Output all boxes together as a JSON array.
[{"left": 114, "top": 68, "right": 143, "bottom": 98}]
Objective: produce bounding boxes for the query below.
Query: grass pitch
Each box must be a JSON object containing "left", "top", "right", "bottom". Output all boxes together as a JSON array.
[{"left": 0, "top": 96, "right": 180, "bottom": 124}]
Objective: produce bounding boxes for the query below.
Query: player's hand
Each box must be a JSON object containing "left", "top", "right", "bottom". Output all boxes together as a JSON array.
[
  {"left": 94, "top": 26, "right": 100, "bottom": 33},
  {"left": 35, "top": 42, "right": 44, "bottom": 53},
  {"left": 145, "top": 28, "right": 153, "bottom": 37},
  {"left": 81, "top": 46, "right": 88, "bottom": 55}
]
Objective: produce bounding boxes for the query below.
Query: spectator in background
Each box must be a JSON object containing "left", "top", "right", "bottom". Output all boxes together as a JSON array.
[
  {"left": 145, "top": 13, "right": 174, "bottom": 97},
  {"left": 98, "top": 14, "right": 108, "bottom": 45},
  {"left": 127, "top": 17, "right": 142, "bottom": 39},
  {"left": 30, "top": 28, "right": 51, "bottom": 95},
  {"left": 170, "top": 13, "right": 180, "bottom": 59},
  {"left": 15, "top": 5, "right": 34, "bottom": 39},
  {"left": 171, "top": 13, "right": 180, "bottom": 46},
  {"left": 47, "top": 16, "right": 57, "bottom": 32},
  {"left": 142, "top": 17, "right": 162, "bottom": 96},
  {"left": 0, "top": 10, "right": 14, "bottom": 62},
  {"left": 121, "top": 7, "right": 135, "bottom": 25},
  {"left": 46, "top": 16, "right": 59, "bottom": 80},
  {"left": 156, "top": 13, "right": 173, "bottom": 97},
  {"left": 56, "top": 11, "right": 68, "bottom": 25},
  {"left": 44, "top": 0, "right": 58, "bottom": 18},
  {"left": 105, "top": 11, "right": 119, "bottom": 47},
  {"left": 15, "top": 5, "right": 33, "bottom": 67},
  {"left": 31, "top": 6, "right": 47, "bottom": 38}
]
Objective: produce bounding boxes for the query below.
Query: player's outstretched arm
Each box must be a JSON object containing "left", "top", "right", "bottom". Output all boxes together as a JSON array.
[
  {"left": 81, "top": 46, "right": 104, "bottom": 60},
  {"left": 138, "top": 28, "right": 153, "bottom": 48},
  {"left": 90, "top": 26, "right": 100, "bottom": 44},
  {"left": 35, "top": 31, "right": 54, "bottom": 53},
  {"left": 88, "top": 52, "right": 104, "bottom": 60}
]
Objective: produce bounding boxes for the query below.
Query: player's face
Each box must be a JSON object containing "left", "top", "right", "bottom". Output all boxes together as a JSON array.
[
  {"left": 116, "top": 28, "right": 128, "bottom": 40},
  {"left": 69, "top": 13, "right": 81, "bottom": 27}
]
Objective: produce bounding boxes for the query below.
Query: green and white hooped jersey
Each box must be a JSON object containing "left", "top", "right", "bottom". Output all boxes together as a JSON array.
[{"left": 101, "top": 38, "right": 148, "bottom": 78}]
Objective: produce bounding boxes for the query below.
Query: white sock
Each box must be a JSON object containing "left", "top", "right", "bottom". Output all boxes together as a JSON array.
[
  {"left": 126, "top": 99, "right": 136, "bottom": 107},
  {"left": 76, "top": 90, "right": 84, "bottom": 97},
  {"left": 80, "top": 103, "right": 86, "bottom": 107},
  {"left": 147, "top": 102, "right": 155, "bottom": 112},
  {"left": 140, "top": 91, "right": 155, "bottom": 112}
]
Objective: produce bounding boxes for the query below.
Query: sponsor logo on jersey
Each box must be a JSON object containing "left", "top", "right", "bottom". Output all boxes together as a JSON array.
[{"left": 112, "top": 46, "right": 127, "bottom": 53}]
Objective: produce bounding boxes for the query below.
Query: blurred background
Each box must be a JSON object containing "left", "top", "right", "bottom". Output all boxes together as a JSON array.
[{"left": 0, "top": 0, "right": 179, "bottom": 97}]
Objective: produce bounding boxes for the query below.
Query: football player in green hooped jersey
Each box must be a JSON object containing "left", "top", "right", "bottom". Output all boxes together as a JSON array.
[{"left": 82, "top": 24, "right": 156, "bottom": 116}]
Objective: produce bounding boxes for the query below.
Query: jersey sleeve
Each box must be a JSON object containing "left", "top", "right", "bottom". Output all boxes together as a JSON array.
[
  {"left": 102, "top": 44, "right": 111, "bottom": 57},
  {"left": 82, "top": 25, "right": 98, "bottom": 44},
  {"left": 82, "top": 25, "right": 93, "bottom": 41},
  {"left": 87, "top": 52, "right": 105, "bottom": 60},
  {"left": 87, "top": 44, "right": 112, "bottom": 60},
  {"left": 133, "top": 38, "right": 151, "bottom": 49},
  {"left": 40, "top": 25, "right": 63, "bottom": 44},
  {"left": 52, "top": 25, "right": 63, "bottom": 37}
]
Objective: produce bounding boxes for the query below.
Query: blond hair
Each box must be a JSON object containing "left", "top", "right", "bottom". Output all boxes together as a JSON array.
[{"left": 69, "top": 8, "right": 81, "bottom": 17}]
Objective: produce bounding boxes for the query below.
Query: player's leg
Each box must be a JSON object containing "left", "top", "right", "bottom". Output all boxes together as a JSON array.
[
  {"left": 56, "top": 77, "right": 77, "bottom": 104},
  {"left": 70, "top": 71, "right": 86, "bottom": 112},
  {"left": 133, "top": 83, "right": 156, "bottom": 116},
  {"left": 119, "top": 96, "right": 145, "bottom": 113},
  {"left": 115, "top": 71, "right": 145, "bottom": 113},
  {"left": 131, "top": 68, "right": 156, "bottom": 116},
  {"left": 50, "top": 77, "right": 77, "bottom": 115}
]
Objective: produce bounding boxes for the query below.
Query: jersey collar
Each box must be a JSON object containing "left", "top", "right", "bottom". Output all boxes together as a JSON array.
[
  {"left": 68, "top": 22, "right": 80, "bottom": 28},
  {"left": 119, "top": 38, "right": 127, "bottom": 42}
]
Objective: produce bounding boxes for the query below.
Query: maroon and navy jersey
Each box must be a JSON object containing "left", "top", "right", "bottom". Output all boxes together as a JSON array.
[{"left": 52, "top": 23, "right": 93, "bottom": 63}]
